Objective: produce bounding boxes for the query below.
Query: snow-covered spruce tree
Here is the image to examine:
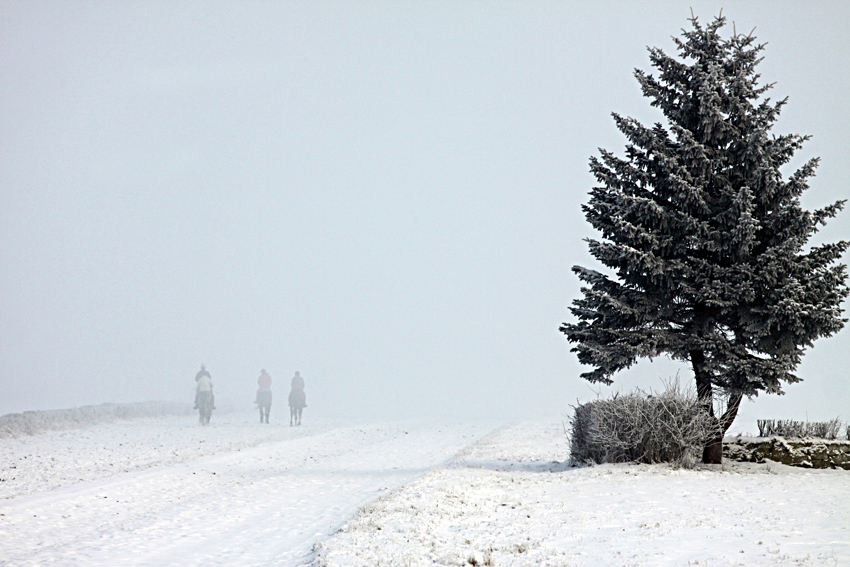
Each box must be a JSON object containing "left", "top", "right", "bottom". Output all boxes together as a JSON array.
[{"left": 561, "top": 15, "right": 848, "bottom": 464}]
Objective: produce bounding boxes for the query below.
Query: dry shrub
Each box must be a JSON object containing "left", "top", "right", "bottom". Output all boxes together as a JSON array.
[
  {"left": 569, "top": 382, "right": 717, "bottom": 467},
  {"left": 756, "top": 418, "right": 843, "bottom": 440},
  {"left": 0, "top": 401, "right": 190, "bottom": 439}
]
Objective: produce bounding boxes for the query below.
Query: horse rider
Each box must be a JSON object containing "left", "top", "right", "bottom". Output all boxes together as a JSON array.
[
  {"left": 288, "top": 371, "right": 307, "bottom": 425},
  {"left": 194, "top": 364, "right": 215, "bottom": 409},
  {"left": 258, "top": 368, "right": 272, "bottom": 390},
  {"left": 255, "top": 368, "right": 272, "bottom": 403},
  {"left": 291, "top": 371, "right": 305, "bottom": 392}
]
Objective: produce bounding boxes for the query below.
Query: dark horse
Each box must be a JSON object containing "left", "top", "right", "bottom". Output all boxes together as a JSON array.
[
  {"left": 288, "top": 388, "right": 306, "bottom": 426},
  {"left": 255, "top": 388, "right": 272, "bottom": 423},
  {"left": 197, "top": 390, "right": 213, "bottom": 426}
]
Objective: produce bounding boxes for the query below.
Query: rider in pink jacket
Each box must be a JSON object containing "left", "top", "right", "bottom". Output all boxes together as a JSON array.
[{"left": 258, "top": 369, "right": 272, "bottom": 390}]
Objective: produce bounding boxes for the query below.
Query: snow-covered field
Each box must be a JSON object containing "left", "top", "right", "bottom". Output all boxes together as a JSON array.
[
  {"left": 318, "top": 424, "right": 850, "bottom": 566},
  {"left": 1, "top": 408, "right": 848, "bottom": 566}
]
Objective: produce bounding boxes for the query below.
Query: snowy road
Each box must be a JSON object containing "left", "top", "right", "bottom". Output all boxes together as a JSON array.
[{"left": 0, "top": 413, "right": 500, "bottom": 566}]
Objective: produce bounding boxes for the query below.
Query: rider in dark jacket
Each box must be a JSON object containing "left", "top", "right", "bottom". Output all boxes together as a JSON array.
[{"left": 291, "top": 371, "right": 305, "bottom": 392}]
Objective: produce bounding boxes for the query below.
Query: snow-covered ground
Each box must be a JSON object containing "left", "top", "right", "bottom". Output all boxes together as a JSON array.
[
  {"left": 0, "top": 410, "right": 498, "bottom": 566},
  {"left": 1, "top": 408, "right": 848, "bottom": 566},
  {"left": 318, "top": 422, "right": 850, "bottom": 566}
]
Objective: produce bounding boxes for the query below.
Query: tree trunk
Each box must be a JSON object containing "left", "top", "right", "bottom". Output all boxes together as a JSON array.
[
  {"left": 702, "top": 435, "right": 723, "bottom": 464},
  {"left": 702, "top": 391, "right": 743, "bottom": 464},
  {"left": 719, "top": 390, "right": 743, "bottom": 433},
  {"left": 691, "top": 350, "right": 722, "bottom": 464},
  {"left": 690, "top": 350, "right": 745, "bottom": 464}
]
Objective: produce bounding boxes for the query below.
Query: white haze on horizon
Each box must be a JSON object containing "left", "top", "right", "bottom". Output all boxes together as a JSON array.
[{"left": 1, "top": 1, "right": 849, "bottom": 430}]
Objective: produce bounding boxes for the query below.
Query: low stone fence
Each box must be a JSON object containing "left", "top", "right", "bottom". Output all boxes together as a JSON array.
[{"left": 723, "top": 436, "right": 850, "bottom": 470}]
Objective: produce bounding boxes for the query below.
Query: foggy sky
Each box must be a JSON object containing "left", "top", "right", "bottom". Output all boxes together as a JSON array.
[{"left": 2, "top": 1, "right": 848, "bottom": 428}]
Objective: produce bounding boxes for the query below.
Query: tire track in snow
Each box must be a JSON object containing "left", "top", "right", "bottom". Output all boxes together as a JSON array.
[{"left": 0, "top": 418, "right": 501, "bottom": 566}]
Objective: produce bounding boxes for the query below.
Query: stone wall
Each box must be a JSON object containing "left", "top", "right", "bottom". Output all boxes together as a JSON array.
[{"left": 723, "top": 436, "right": 850, "bottom": 470}]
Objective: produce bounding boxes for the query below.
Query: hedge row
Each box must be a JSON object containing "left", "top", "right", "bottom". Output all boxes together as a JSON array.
[{"left": 0, "top": 401, "right": 190, "bottom": 439}]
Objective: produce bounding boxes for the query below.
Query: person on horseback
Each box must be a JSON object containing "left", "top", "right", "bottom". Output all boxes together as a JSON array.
[
  {"left": 288, "top": 371, "right": 306, "bottom": 426},
  {"left": 195, "top": 364, "right": 210, "bottom": 382},
  {"left": 255, "top": 369, "right": 272, "bottom": 423},
  {"left": 291, "top": 371, "right": 304, "bottom": 392},
  {"left": 194, "top": 364, "right": 215, "bottom": 410},
  {"left": 257, "top": 369, "right": 272, "bottom": 390}
]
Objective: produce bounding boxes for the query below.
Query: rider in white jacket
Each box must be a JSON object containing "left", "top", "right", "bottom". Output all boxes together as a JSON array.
[
  {"left": 193, "top": 364, "right": 215, "bottom": 409},
  {"left": 197, "top": 374, "right": 213, "bottom": 392}
]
